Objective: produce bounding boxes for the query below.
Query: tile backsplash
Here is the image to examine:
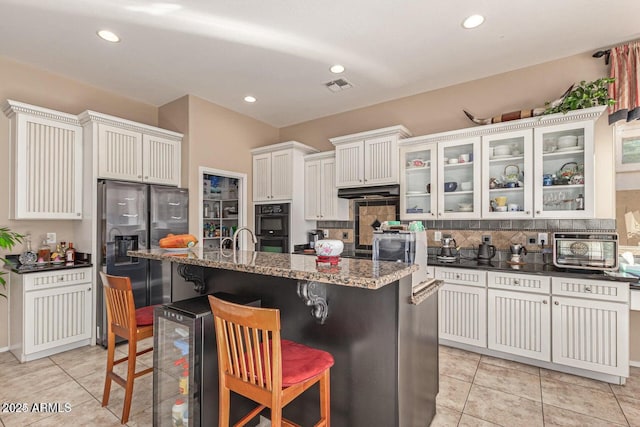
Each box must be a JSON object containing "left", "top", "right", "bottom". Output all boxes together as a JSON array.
[{"left": 318, "top": 198, "right": 616, "bottom": 255}]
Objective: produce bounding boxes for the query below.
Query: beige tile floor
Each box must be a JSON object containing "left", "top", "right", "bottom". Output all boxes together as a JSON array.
[
  {"left": 2, "top": 342, "right": 640, "bottom": 426},
  {"left": 433, "top": 345, "right": 640, "bottom": 427}
]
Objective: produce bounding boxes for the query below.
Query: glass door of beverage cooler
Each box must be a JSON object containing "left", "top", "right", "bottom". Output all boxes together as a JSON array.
[{"left": 153, "top": 305, "right": 205, "bottom": 427}]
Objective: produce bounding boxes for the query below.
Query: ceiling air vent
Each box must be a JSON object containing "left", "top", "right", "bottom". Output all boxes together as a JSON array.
[{"left": 324, "top": 78, "right": 353, "bottom": 93}]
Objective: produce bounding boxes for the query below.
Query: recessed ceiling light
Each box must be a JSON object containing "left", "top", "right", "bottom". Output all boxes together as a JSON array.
[
  {"left": 462, "top": 14, "right": 485, "bottom": 29},
  {"left": 330, "top": 64, "right": 345, "bottom": 74},
  {"left": 244, "top": 96, "right": 257, "bottom": 103},
  {"left": 97, "top": 30, "right": 120, "bottom": 43}
]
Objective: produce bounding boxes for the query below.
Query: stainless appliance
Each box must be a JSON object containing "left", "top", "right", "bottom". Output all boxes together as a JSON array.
[
  {"left": 437, "top": 236, "right": 458, "bottom": 262},
  {"left": 96, "top": 180, "right": 188, "bottom": 346},
  {"left": 372, "top": 231, "right": 416, "bottom": 263},
  {"left": 553, "top": 232, "right": 619, "bottom": 270},
  {"left": 255, "top": 203, "right": 290, "bottom": 253},
  {"left": 308, "top": 229, "right": 325, "bottom": 248},
  {"left": 477, "top": 242, "right": 496, "bottom": 262},
  {"left": 153, "top": 293, "right": 260, "bottom": 426},
  {"left": 510, "top": 243, "right": 528, "bottom": 263}
]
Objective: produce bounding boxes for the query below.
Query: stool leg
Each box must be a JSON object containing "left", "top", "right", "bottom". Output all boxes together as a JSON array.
[
  {"left": 102, "top": 331, "right": 116, "bottom": 407},
  {"left": 219, "top": 382, "right": 230, "bottom": 427},
  {"left": 319, "top": 369, "right": 331, "bottom": 426},
  {"left": 121, "top": 340, "right": 137, "bottom": 424}
]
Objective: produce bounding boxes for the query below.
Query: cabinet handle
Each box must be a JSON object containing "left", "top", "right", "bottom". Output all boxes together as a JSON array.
[
  {"left": 543, "top": 300, "right": 548, "bottom": 304},
  {"left": 138, "top": 175, "right": 142, "bottom": 179},
  {"left": 536, "top": 210, "right": 541, "bottom": 214},
  {"left": 144, "top": 176, "right": 149, "bottom": 179},
  {"left": 438, "top": 212, "right": 442, "bottom": 216},
  {"left": 58, "top": 276, "right": 64, "bottom": 281},
  {"left": 513, "top": 279, "right": 520, "bottom": 284},
  {"left": 525, "top": 211, "right": 530, "bottom": 215},
  {"left": 554, "top": 301, "right": 559, "bottom": 305},
  {"left": 584, "top": 286, "right": 592, "bottom": 292},
  {"left": 455, "top": 274, "right": 460, "bottom": 279}
]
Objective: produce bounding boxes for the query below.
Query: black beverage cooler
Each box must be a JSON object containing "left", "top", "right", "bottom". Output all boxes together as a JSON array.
[{"left": 153, "top": 293, "right": 260, "bottom": 426}]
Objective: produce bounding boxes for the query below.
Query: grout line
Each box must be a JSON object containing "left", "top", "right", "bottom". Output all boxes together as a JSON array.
[{"left": 610, "top": 388, "right": 632, "bottom": 427}]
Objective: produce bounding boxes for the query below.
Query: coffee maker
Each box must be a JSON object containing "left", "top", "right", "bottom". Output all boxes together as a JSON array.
[
  {"left": 308, "top": 229, "right": 325, "bottom": 248},
  {"left": 437, "top": 236, "right": 458, "bottom": 262}
]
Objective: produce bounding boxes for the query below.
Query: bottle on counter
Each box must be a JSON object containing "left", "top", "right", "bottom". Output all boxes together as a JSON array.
[
  {"left": 38, "top": 238, "right": 51, "bottom": 263},
  {"left": 51, "top": 243, "right": 63, "bottom": 263},
  {"left": 18, "top": 234, "right": 37, "bottom": 266},
  {"left": 65, "top": 242, "right": 76, "bottom": 262}
]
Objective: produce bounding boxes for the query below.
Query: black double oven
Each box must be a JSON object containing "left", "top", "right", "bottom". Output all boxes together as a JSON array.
[{"left": 255, "top": 203, "right": 290, "bottom": 253}]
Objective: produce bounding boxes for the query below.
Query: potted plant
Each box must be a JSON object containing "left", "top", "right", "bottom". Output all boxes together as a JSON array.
[
  {"left": 0, "top": 227, "right": 24, "bottom": 298},
  {"left": 544, "top": 77, "right": 616, "bottom": 114}
]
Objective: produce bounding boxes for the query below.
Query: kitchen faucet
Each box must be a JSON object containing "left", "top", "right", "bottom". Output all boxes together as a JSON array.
[{"left": 232, "top": 226, "right": 257, "bottom": 251}]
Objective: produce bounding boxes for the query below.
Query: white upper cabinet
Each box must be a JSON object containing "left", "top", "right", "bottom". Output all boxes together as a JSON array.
[
  {"left": 3, "top": 100, "right": 83, "bottom": 219},
  {"left": 80, "top": 111, "right": 182, "bottom": 186},
  {"left": 251, "top": 141, "right": 318, "bottom": 202},
  {"left": 304, "top": 152, "right": 348, "bottom": 220},
  {"left": 437, "top": 137, "right": 482, "bottom": 219},
  {"left": 482, "top": 129, "right": 534, "bottom": 218},
  {"left": 399, "top": 141, "right": 438, "bottom": 219},
  {"left": 331, "top": 125, "right": 412, "bottom": 188}
]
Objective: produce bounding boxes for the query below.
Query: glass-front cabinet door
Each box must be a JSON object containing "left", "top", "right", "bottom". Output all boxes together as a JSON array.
[
  {"left": 533, "top": 120, "right": 594, "bottom": 218},
  {"left": 437, "top": 137, "right": 481, "bottom": 219},
  {"left": 482, "top": 130, "right": 533, "bottom": 218},
  {"left": 400, "top": 142, "right": 437, "bottom": 219}
]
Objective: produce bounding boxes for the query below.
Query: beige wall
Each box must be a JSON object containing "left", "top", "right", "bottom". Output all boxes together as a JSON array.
[
  {"left": 162, "top": 95, "right": 280, "bottom": 236},
  {"left": 0, "top": 57, "right": 158, "bottom": 349}
]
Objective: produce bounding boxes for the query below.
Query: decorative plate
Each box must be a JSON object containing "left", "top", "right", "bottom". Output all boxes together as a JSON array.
[{"left": 569, "top": 242, "right": 589, "bottom": 256}]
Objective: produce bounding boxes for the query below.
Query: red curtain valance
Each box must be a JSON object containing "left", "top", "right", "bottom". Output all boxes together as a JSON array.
[{"left": 609, "top": 41, "right": 640, "bottom": 124}]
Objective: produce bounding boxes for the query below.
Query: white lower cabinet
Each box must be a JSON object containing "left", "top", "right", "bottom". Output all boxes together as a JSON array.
[
  {"left": 10, "top": 268, "right": 93, "bottom": 362},
  {"left": 551, "top": 277, "right": 629, "bottom": 377},
  {"left": 438, "top": 268, "right": 631, "bottom": 381},
  {"left": 437, "top": 268, "right": 487, "bottom": 347},
  {"left": 487, "top": 288, "right": 551, "bottom": 361}
]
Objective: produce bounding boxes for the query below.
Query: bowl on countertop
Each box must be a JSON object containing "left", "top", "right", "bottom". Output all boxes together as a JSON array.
[{"left": 315, "top": 240, "right": 344, "bottom": 257}]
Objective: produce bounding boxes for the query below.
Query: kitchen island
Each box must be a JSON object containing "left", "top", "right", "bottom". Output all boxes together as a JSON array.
[{"left": 129, "top": 248, "right": 440, "bottom": 427}]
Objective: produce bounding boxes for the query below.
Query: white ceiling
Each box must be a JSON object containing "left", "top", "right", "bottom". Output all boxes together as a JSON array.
[{"left": 1, "top": 0, "right": 639, "bottom": 127}]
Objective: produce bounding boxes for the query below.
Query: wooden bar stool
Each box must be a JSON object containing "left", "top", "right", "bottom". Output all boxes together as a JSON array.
[
  {"left": 100, "top": 272, "right": 155, "bottom": 424},
  {"left": 208, "top": 295, "right": 334, "bottom": 427}
]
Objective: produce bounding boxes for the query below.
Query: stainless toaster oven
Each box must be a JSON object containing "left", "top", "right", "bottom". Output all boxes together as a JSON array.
[{"left": 552, "top": 232, "right": 618, "bottom": 271}]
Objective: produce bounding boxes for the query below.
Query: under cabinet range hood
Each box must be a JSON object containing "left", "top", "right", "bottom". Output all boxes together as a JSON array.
[{"left": 337, "top": 185, "right": 400, "bottom": 199}]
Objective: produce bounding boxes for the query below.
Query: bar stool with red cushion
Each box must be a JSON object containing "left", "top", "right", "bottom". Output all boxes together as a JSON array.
[
  {"left": 100, "top": 272, "right": 157, "bottom": 424},
  {"left": 208, "top": 295, "right": 334, "bottom": 427}
]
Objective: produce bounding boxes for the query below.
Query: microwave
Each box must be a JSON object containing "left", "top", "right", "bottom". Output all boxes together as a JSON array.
[
  {"left": 372, "top": 231, "right": 416, "bottom": 263},
  {"left": 552, "top": 232, "right": 618, "bottom": 271}
]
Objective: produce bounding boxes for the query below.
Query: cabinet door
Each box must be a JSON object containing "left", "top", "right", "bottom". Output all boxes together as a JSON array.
[
  {"left": 488, "top": 289, "right": 551, "bottom": 361},
  {"left": 13, "top": 114, "right": 83, "bottom": 219},
  {"left": 97, "top": 123, "right": 143, "bottom": 182},
  {"left": 400, "top": 143, "right": 437, "bottom": 220},
  {"left": 253, "top": 152, "right": 273, "bottom": 201},
  {"left": 364, "top": 135, "right": 398, "bottom": 185},
  {"left": 534, "top": 120, "right": 594, "bottom": 218},
  {"left": 335, "top": 141, "right": 364, "bottom": 187},
  {"left": 304, "top": 159, "right": 322, "bottom": 220},
  {"left": 320, "top": 157, "right": 340, "bottom": 219},
  {"left": 552, "top": 296, "right": 628, "bottom": 376},
  {"left": 437, "top": 137, "right": 481, "bottom": 219},
  {"left": 24, "top": 283, "right": 92, "bottom": 355},
  {"left": 143, "top": 134, "right": 180, "bottom": 186},
  {"left": 269, "top": 149, "right": 293, "bottom": 200},
  {"left": 482, "top": 130, "right": 534, "bottom": 218},
  {"left": 439, "top": 283, "right": 487, "bottom": 347}
]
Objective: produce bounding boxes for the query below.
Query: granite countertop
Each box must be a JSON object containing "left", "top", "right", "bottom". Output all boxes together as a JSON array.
[
  {"left": 128, "top": 248, "right": 418, "bottom": 289},
  {"left": 427, "top": 256, "right": 639, "bottom": 284},
  {"left": 3, "top": 254, "right": 92, "bottom": 274}
]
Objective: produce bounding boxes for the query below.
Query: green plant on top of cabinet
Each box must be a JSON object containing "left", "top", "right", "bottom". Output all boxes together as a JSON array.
[
  {"left": 304, "top": 152, "right": 349, "bottom": 220},
  {"left": 331, "top": 125, "right": 412, "bottom": 188},
  {"left": 3, "top": 100, "right": 84, "bottom": 219},
  {"left": 437, "top": 137, "right": 482, "bottom": 219},
  {"left": 79, "top": 110, "right": 182, "bottom": 187},
  {"left": 399, "top": 141, "right": 437, "bottom": 219},
  {"left": 251, "top": 141, "right": 318, "bottom": 202},
  {"left": 482, "top": 129, "right": 534, "bottom": 217}
]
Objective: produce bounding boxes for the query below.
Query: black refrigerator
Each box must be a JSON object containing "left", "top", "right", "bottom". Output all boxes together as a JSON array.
[{"left": 96, "top": 179, "right": 189, "bottom": 346}]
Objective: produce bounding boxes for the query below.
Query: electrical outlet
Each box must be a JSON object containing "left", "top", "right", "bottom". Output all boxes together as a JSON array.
[
  {"left": 46, "top": 232, "right": 56, "bottom": 244},
  {"left": 537, "top": 232, "right": 549, "bottom": 245},
  {"left": 434, "top": 231, "right": 442, "bottom": 241},
  {"left": 482, "top": 234, "right": 492, "bottom": 244},
  {"left": 528, "top": 237, "right": 536, "bottom": 244},
  {"left": 342, "top": 231, "right": 349, "bottom": 239}
]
